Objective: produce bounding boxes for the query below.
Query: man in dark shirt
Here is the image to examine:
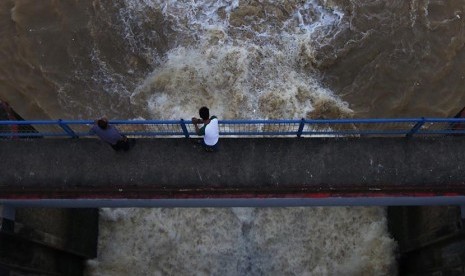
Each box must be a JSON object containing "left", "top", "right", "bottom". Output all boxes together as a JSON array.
[{"left": 90, "top": 118, "right": 130, "bottom": 151}]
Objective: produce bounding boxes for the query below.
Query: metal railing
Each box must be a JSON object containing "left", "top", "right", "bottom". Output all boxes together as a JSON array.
[{"left": 1, "top": 118, "right": 465, "bottom": 138}]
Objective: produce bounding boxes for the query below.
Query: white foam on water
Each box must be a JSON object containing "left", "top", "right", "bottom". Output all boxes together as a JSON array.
[
  {"left": 85, "top": 207, "right": 396, "bottom": 275},
  {"left": 128, "top": 0, "right": 352, "bottom": 119},
  {"left": 131, "top": 42, "right": 354, "bottom": 119}
]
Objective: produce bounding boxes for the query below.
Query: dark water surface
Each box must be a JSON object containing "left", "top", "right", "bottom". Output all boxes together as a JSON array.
[{"left": 2, "top": 0, "right": 463, "bottom": 120}]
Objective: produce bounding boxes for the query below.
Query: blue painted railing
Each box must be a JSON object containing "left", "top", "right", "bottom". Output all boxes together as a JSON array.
[{"left": 1, "top": 118, "right": 465, "bottom": 138}]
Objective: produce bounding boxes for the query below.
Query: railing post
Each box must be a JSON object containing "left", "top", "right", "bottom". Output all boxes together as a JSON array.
[
  {"left": 58, "top": 119, "right": 78, "bottom": 138},
  {"left": 297, "top": 118, "right": 305, "bottom": 137},
  {"left": 180, "top": 119, "right": 190, "bottom": 138},
  {"left": 406, "top": 117, "right": 425, "bottom": 138}
]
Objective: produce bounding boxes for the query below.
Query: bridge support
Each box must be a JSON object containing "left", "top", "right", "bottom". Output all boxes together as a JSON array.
[{"left": 0, "top": 205, "right": 15, "bottom": 232}]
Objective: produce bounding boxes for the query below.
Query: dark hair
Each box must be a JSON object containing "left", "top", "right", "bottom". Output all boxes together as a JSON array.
[
  {"left": 97, "top": 119, "right": 108, "bottom": 129},
  {"left": 199, "top": 106, "right": 209, "bottom": 120}
]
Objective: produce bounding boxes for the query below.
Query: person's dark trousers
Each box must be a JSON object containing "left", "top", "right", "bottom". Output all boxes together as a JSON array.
[
  {"left": 202, "top": 140, "right": 218, "bottom": 152},
  {"left": 111, "top": 139, "right": 130, "bottom": 151}
]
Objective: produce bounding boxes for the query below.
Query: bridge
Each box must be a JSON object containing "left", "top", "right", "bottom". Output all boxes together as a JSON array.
[
  {"left": 1, "top": 118, "right": 465, "bottom": 210},
  {"left": 2, "top": 118, "right": 465, "bottom": 275}
]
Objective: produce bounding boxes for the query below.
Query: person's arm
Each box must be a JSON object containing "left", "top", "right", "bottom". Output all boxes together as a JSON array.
[
  {"left": 192, "top": 117, "right": 204, "bottom": 135},
  {"left": 89, "top": 123, "right": 97, "bottom": 134}
]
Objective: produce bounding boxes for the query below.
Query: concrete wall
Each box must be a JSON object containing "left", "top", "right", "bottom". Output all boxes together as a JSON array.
[
  {"left": 388, "top": 206, "right": 465, "bottom": 275},
  {"left": 0, "top": 207, "right": 98, "bottom": 276}
]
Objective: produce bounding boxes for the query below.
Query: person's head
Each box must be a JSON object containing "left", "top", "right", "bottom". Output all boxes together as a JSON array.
[
  {"left": 199, "top": 106, "right": 209, "bottom": 120},
  {"left": 97, "top": 118, "right": 108, "bottom": 129}
]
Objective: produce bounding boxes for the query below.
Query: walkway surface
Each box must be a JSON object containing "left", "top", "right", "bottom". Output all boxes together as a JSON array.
[{"left": 1, "top": 137, "right": 465, "bottom": 200}]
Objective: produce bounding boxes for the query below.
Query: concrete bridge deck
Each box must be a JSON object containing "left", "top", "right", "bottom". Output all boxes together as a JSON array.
[{"left": 1, "top": 137, "right": 465, "bottom": 205}]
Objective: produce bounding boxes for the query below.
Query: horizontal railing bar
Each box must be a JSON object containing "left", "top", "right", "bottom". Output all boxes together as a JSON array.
[
  {"left": 219, "top": 131, "right": 299, "bottom": 136},
  {"left": 73, "top": 132, "right": 304, "bottom": 136},
  {"left": 0, "top": 120, "right": 67, "bottom": 125},
  {"left": 55, "top": 120, "right": 94, "bottom": 124},
  {"left": 219, "top": 119, "right": 301, "bottom": 124},
  {"left": 0, "top": 132, "right": 61, "bottom": 137},
  {"left": 3, "top": 196, "right": 465, "bottom": 208},
  {"left": 2, "top": 118, "right": 465, "bottom": 125},
  {"left": 424, "top": 118, "right": 465, "bottom": 122},
  {"left": 301, "top": 131, "right": 409, "bottom": 135},
  {"left": 417, "top": 130, "right": 465, "bottom": 134},
  {"left": 1, "top": 118, "right": 465, "bottom": 138},
  {"left": 305, "top": 118, "right": 465, "bottom": 124},
  {"left": 305, "top": 118, "right": 423, "bottom": 123},
  {"left": 0, "top": 120, "right": 185, "bottom": 125},
  {"left": 119, "top": 132, "right": 185, "bottom": 136},
  {"left": 105, "top": 120, "right": 184, "bottom": 125},
  {"left": 72, "top": 132, "right": 186, "bottom": 137}
]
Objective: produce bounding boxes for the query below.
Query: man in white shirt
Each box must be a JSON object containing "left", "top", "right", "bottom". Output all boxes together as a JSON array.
[{"left": 192, "top": 106, "right": 219, "bottom": 152}]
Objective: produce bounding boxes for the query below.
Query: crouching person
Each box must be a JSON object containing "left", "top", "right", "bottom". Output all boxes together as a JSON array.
[
  {"left": 192, "top": 106, "right": 219, "bottom": 152},
  {"left": 90, "top": 117, "right": 130, "bottom": 151}
]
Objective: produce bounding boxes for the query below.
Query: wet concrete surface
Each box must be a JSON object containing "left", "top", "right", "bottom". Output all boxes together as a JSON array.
[{"left": 1, "top": 137, "right": 465, "bottom": 198}]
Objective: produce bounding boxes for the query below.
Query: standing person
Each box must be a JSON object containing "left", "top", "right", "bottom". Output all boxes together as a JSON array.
[
  {"left": 90, "top": 117, "right": 130, "bottom": 151},
  {"left": 192, "top": 106, "right": 219, "bottom": 152}
]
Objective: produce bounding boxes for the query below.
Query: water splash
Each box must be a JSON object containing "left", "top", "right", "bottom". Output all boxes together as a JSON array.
[
  {"left": 126, "top": 0, "right": 352, "bottom": 119},
  {"left": 85, "top": 207, "right": 396, "bottom": 275}
]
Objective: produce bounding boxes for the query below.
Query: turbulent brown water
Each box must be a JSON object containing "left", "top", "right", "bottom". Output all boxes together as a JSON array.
[
  {"left": 1, "top": 0, "right": 464, "bottom": 120},
  {"left": 1, "top": 0, "right": 464, "bottom": 274}
]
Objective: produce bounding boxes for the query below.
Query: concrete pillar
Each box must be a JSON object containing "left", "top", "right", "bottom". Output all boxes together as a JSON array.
[{"left": 0, "top": 205, "right": 15, "bottom": 232}]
